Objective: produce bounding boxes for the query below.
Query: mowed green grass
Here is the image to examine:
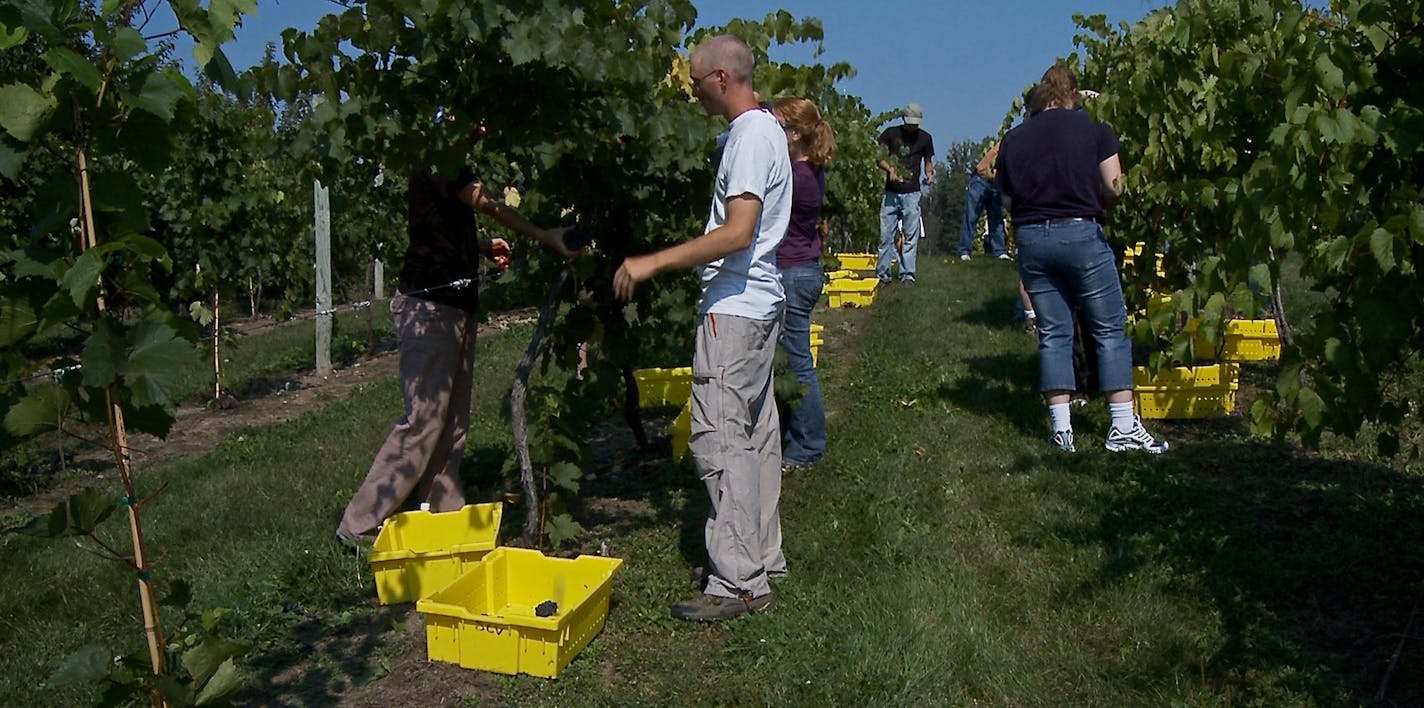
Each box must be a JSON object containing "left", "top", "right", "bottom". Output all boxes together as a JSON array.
[{"left": 3, "top": 256, "right": 1423, "bottom": 706}]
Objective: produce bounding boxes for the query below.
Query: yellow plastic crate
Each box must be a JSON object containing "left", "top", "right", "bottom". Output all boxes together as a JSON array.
[
  {"left": 633, "top": 366, "right": 693, "bottom": 408},
  {"left": 809, "top": 323, "right": 824, "bottom": 366},
  {"left": 670, "top": 397, "right": 692, "bottom": 461},
  {"left": 825, "top": 269, "right": 858, "bottom": 280},
  {"left": 1133, "top": 364, "right": 1239, "bottom": 419},
  {"left": 1193, "top": 319, "right": 1281, "bottom": 361},
  {"left": 833, "top": 252, "right": 877, "bottom": 271},
  {"left": 417, "top": 547, "right": 624, "bottom": 679},
  {"left": 368, "top": 502, "right": 503, "bottom": 605},
  {"left": 827, "top": 277, "right": 878, "bottom": 308}
]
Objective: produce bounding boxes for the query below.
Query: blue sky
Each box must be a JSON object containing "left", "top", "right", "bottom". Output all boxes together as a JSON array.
[{"left": 176, "top": 0, "right": 1169, "bottom": 145}]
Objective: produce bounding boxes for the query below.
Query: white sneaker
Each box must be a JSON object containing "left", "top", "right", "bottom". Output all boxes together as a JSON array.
[
  {"left": 997, "top": 253, "right": 1013, "bottom": 261},
  {"left": 959, "top": 254, "right": 971, "bottom": 261},
  {"left": 1104, "top": 418, "right": 1169, "bottom": 454}
]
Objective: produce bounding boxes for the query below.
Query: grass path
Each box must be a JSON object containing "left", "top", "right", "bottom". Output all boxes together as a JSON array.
[{"left": 2, "top": 256, "right": 1422, "bottom": 705}]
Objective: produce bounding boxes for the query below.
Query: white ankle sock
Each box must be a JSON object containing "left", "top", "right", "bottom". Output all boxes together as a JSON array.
[
  {"left": 1049, "top": 403, "right": 1072, "bottom": 433},
  {"left": 1109, "top": 401, "right": 1136, "bottom": 431}
]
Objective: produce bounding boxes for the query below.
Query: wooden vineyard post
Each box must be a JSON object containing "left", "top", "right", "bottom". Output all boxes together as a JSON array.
[
  {"left": 314, "top": 179, "right": 333, "bottom": 376},
  {"left": 78, "top": 147, "right": 167, "bottom": 706}
]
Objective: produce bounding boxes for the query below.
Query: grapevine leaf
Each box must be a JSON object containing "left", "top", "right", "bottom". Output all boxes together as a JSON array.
[
  {"left": 0, "top": 83, "right": 58, "bottom": 142},
  {"left": 1297, "top": 387, "right": 1325, "bottom": 428},
  {"left": 0, "top": 23, "right": 27, "bottom": 51},
  {"left": 548, "top": 461, "right": 582, "bottom": 493},
  {"left": 121, "top": 70, "right": 188, "bottom": 122},
  {"left": 159, "top": 578, "right": 192, "bottom": 608},
  {"left": 2, "top": 386, "right": 63, "bottom": 436},
  {"left": 50, "top": 645, "right": 112, "bottom": 687},
  {"left": 544, "top": 513, "right": 583, "bottom": 546},
  {"left": 110, "top": 26, "right": 146, "bottom": 61},
  {"left": 1410, "top": 205, "right": 1424, "bottom": 245},
  {"left": 56, "top": 488, "right": 118, "bottom": 536},
  {"left": 1368, "top": 227, "right": 1395, "bottom": 274},
  {"left": 62, "top": 249, "right": 106, "bottom": 308},
  {"left": 182, "top": 637, "right": 246, "bottom": 689},
  {"left": 120, "top": 321, "right": 198, "bottom": 408},
  {"left": 81, "top": 318, "right": 123, "bottom": 388},
  {"left": 195, "top": 658, "right": 242, "bottom": 706},
  {"left": 42, "top": 48, "right": 103, "bottom": 91},
  {"left": 0, "top": 297, "right": 38, "bottom": 346},
  {"left": 0, "top": 137, "right": 25, "bottom": 180}
]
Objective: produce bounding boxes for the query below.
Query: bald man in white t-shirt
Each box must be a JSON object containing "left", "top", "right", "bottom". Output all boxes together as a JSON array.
[{"left": 614, "top": 34, "right": 791, "bottom": 622}]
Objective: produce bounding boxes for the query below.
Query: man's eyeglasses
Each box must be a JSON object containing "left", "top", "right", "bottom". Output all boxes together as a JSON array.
[{"left": 689, "top": 68, "right": 722, "bottom": 85}]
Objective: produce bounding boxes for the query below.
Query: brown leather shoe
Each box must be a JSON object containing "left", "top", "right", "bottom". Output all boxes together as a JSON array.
[{"left": 670, "top": 592, "right": 774, "bottom": 622}]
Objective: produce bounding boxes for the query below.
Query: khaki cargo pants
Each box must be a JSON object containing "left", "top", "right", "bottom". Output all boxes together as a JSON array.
[
  {"left": 689, "top": 312, "right": 786, "bottom": 599},
  {"left": 338, "top": 293, "right": 474, "bottom": 538}
]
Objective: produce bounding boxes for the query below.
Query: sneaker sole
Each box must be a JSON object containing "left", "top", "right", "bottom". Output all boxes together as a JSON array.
[{"left": 1103, "top": 441, "right": 1168, "bottom": 454}]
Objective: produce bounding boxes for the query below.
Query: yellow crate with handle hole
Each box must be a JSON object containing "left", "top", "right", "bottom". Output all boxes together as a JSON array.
[
  {"left": 810, "top": 323, "right": 824, "bottom": 366},
  {"left": 367, "top": 502, "right": 503, "bottom": 605},
  {"left": 417, "top": 547, "right": 624, "bottom": 679},
  {"left": 833, "top": 252, "right": 877, "bottom": 272},
  {"left": 1192, "top": 319, "right": 1281, "bottom": 361},
  {"left": 826, "top": 277, "right": 879, "bottom": 308},
  {"left": 1132, "top": 363, "right": 1239, "bottom": 419}
]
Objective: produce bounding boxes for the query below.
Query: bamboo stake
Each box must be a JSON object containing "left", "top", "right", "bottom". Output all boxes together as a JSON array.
[
  {"left": 78, "top": 147, "right": 166, "bottom": 703},
  {"left": 213, "top": 289, "right": 221, "bottom": 401}
]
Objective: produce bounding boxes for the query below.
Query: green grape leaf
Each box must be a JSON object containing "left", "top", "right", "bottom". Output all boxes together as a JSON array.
[
  {"left": 55, "top": 488, "right": 119, "bottom": 536},
  {"left": 120, "top": 321, "right": 198, "bottom": 408},
  {"left": 1297, "top": 386, "right": 1325, "bottom": 428},
  {"left": 0, "top": 137, "right": 25, "bottom": 180},
  {"left": 61, "top": 249, "right": 106, "bottom": 308},
  {"left": 110, "top": 26, "right": 146, "bottom": 61},
  {"left": 0, "top": 23, "right": 28, "bottom": 51},
  {"left": 1368, "top": 227, "right": 1396, "bottom": 274},
  {"left": 544, "top": 513, "right": 583, "bottom": 546},
  {"left": 0, "top": 297, "right": 38, "bottom": 346},
  {"left": 548, "top": 461, "right": 582, "bottom": 493},
  {"left": 81, "top": 318, "right": 123, "bottom": 388},
  {"left": 195, "top": 658, "right": 242, "bottom": 706},
  {"left": 42, "top": 48, "right": 102, "bottom": 91},
  {"left": 2, "top": 385, "right": 64, "bottom": 436},
  {"left": 50, "top": 644, "right": 112, "bottom": 687},
  {"left": 0, "top": 83, "right": 57, "bottom": 142},
  {"left": 182, "top": 637, "right": 246, "bottom": 689}
]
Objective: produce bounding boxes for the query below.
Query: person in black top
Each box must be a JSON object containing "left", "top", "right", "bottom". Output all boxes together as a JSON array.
[
  {"left": 875, "top": 104, "right": 934, "bottom": 284},
  {"left": 996, "top": 65, "right": 1167, "bottom": 455},
  {"left": 338, "top": 125, "right": 580, "bottom": 544}
]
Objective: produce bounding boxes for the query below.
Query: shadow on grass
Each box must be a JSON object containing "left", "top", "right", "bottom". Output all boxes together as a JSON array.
[
  {"left": 1054, "top": 440, "right": 1424, "bottom": 704},
  {"left": 236, "top": 603, "right": 405, "bottom": 707},
  {"left": 574, "top": 412, "right": 709, "bottom": 570},
  {"left": 931, "top": 352, "right": 1045, "bottom": 437},
  {"left": 951, "top": 294, "right": 1026, "bottom": 329}
]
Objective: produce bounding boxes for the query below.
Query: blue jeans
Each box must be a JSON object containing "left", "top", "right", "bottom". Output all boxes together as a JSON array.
[
  {"left": 777, "top": 263, "right": 826, "bottom": 465},
  {"left": 878, "top": 191, "right": 922, "bottom": 281},
  {"left": 1016, "top": 220, "right": 1133, "bottom": 393},
  {"left": 959, "top": 175, "right": 1007, "bottom": 257}
]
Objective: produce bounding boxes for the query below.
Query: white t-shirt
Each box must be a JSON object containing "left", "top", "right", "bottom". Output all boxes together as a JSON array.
[{"left": 698, "top": 109, "right": 791, "bottom": 320}]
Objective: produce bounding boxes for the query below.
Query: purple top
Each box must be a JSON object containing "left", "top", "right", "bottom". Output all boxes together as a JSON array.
[{"left": 776, "top": 161, "right": 826, "bottom": 268}]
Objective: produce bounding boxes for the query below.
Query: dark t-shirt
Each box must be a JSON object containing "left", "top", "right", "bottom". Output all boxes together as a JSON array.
[
  {"left": 878, "top": 125, "right": 934, "bottom": 194},
  {"left": 995, "top": 109, "right": 1120, "bottom": 225},
  {"left": 776, "top": 162, "right": 826, "bottom": 268},
  {"left": 398, "top": 168, "right": 482, "bottom": 312}
]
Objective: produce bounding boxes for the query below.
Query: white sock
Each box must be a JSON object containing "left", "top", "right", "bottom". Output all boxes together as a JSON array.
[
  {"left": 1049, "top": 403, "right": 1072, "bottom": 433},
  {"left": 1024, "top": 309, "right": 1035, "bottom": 319},
  {"left": 1109, "top": 401, "right": 1136, "bottom": 432}
]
